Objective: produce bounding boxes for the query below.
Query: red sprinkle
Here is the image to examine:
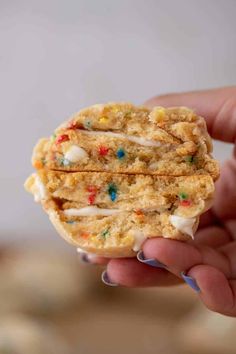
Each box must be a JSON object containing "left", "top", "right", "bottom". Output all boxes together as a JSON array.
[
  {"left": 98, "top": 146, "right": 109, "bottom": 156},
  {"left": 67, "top": 121, "right": 85, "bottom": 129},
  {"left": 55, "top": 134, "right": 69, "bottom": 144},
  {"left": 87, "top": 186, "right": 97, "bottom": 193},
  {"left": 88, "top": 194, "right": 96, "bottom": 205},
  {"left": 87, "top": 185, "right": 98, "bottom": 205},
  {"left": 180, "top": 200, "right": 191, "bottom": 207}
]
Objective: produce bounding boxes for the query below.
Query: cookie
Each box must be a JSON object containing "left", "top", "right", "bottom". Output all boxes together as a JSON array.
[
  {"left": 32, "top": 103, "right": 219, "bottom": 179},
  {"left": 25, "top": 171, "right": 214, "bottom": 257},
  {"left": 25, "top": 102, "right": 219, "bottom": 257}
]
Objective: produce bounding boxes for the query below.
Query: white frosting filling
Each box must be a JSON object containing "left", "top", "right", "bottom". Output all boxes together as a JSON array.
[
  {"left": 64, "top": 206, "right": 121, "bottom": 217},
  {"left": 64, "top": 145, "right": 88, "bottom": 162},
  {"left": 77, "top": 129, "right": 161, "bottom": 147},
  {"left": 169, "top": 215, "right": 196, "bottom": 239},
  {"left": 132, "top": 231, "right": 147, "bottom": 251},
  {"left": 76, "top": 247, "right": 85, "bottom": 254},
  {"left": 34, "top": 174, "right": 48, "bottom": 202}
]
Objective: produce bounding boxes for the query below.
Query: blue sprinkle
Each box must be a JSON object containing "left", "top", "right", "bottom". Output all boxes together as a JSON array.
[
  {"left": 108, "top": 183, "right": 117, "bottom": 202},
  {"left": 110, "top": 191, "right": 116, "bottom": 201},
  {"left": 66, "top": 220, "right": 76, "bottom": 224},
  {"left": 116, "top": 148, "right": 125, "bottom": 159}
]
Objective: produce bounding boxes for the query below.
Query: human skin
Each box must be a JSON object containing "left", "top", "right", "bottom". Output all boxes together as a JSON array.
[{"left": 82, "top": 87, "right": 236, "bottom": 317}]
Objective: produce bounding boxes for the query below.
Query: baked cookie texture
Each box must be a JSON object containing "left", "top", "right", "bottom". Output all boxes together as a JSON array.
[{"left": 25, "top": 103, "right": 219, "bottom": 257}]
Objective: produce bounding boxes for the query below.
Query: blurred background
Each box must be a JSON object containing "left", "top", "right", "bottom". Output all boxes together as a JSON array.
[{"left": 0, "top": 0, "right": 236, "bottom": 353}]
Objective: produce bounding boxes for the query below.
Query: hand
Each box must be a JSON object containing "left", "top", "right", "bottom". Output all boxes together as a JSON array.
[{"left": 85, "top": 87, "right": 236, "bottom": 316}]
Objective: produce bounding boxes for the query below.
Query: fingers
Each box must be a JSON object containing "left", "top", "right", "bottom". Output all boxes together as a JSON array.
[
  {"left": 77, "top": 251, "right": 110, "bottom": 266},
  {"left": 188, "top": 265, "right": 235, "bottom": 316},
  {"left": 194, "top": 226, "right": 231, "bottom": 248},
  {"left": 142, "top": 238, "right": 231, "bottom": 277},
  {"left": 103, "top": 258, "right": 181, "bottom": 287},
  {"left": 145, "top": 86, "right": 236, "bottom": 143}
]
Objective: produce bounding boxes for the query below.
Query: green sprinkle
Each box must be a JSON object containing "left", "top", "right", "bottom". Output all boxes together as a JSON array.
[
  {"left": 84, "top": 120, "right": 92, "bottom": 129},
  {"left": 185, "top": 155, "right": 197, "bottom": 164},
  {"left": 51, "top": 133, "right": 56, "bottom": 141},
  {"left": 179, "top": 192, "right": 188, "bottom": 200},
  {"left": 58, "top": 157, "right": 72, "bottom": 167},
  {"left": 101, "top": 229, "right": 110, "bottom": 239}
]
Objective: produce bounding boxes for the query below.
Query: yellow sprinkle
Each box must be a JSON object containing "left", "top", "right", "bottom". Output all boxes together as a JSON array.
[
  {"left": 99, "top": 116, "right": 109, "bottom": 123},
  {"left": 156, "top": 107, "right": 165, "bottom": 118},
  {"left": 111, "top": 107, "right": 119, "bottom": 113}
]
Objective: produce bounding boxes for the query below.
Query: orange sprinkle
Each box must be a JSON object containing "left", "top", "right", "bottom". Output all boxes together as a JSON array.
[
  {"left": 33, "top": 160, "right": 43, "bottom": 169},
  {"left": 134, "top": 209, "right": 144, "bottom": 217},
  {"left": 80, "top": 232, "right": 90, "bottom": 239}
]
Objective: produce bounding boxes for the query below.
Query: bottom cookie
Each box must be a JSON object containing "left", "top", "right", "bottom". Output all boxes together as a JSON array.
[{"left": 25, "top": 171, "right": 214, "bottom": 257}]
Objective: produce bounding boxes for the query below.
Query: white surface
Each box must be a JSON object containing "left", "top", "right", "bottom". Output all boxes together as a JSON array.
[{"left": 0, "top": 0, "right": 235, "bottom": 243}]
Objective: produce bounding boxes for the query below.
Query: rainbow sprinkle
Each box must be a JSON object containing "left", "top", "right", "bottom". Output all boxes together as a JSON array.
[
  {"left": 178, "top": 192, "right": 191, "bottom": 207},
  {"left": 84, "top": 120, "right": 92, "bottom": 129},
  {"left": 185, "top": 155, "right": 197, "bottom": 164},
  {"left": 99, "top": 146, "right": 109, "bottom": 156},
  {"left": 55, "top": 134, "right": 69, "bottom": 145},
  {"left": 179, "top": 192, "right": 188, "bottom": 200},
  {"left": 108, "top": 183, "right": 117, "bottom": 202},
  {"left": 81, "top": 232, "right": 90, "bottom": 239},
  {"left": 101, "top": 229, "right": 110, "bottom": 239},
  {"left": 116, "top": 148, "right": 125, "bottom": 159},
  {"left": 58, "top": 157, "right": 71, "bottom": 167},
  {"left": 99, "top": 116, "right": 109, "bottom": 123},
  {"left": 51, "top": 133, "right": 56, "bottom": 142},
  {"left": 134, "top": 209, "right": 144, "bottom": 217},
  {"left": 87, "top": 185, "right": 98, "bottom": 205}
]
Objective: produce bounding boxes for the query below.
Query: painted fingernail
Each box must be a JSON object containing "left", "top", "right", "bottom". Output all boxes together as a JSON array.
[
  {"left": 101, "top": 270, "right": 118, "bottom": 287},
  {"left": 137, "top": 250, "right": 167, "bottom": 269},
  {"left": 181, "top": 272, "right": 200, "bottom": 292},
  {"left": 79, "top": 252, "right": 91, "bottom": 264}
]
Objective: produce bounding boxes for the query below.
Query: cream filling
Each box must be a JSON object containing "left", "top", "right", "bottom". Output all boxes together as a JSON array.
[
  {"left": 169, "top": 215, "right": 196, "bottom": 239},
  {"left": 34, "top": 174, "right": 48, "bottom": 202},
  {"left": 77, "top": 129, "right": 161, "bottom": 147},
  {"left": 64, "top": 206, "right": 166, "bottom": 218},
  {"left": 64, "top": 145, "right": 88, "bottom": 162},
  {"left": 132, "top": 231, "right": 147, "bottom": 252},
  {"left": 64, "top": 206, "right": 121, "bottom": 217}
]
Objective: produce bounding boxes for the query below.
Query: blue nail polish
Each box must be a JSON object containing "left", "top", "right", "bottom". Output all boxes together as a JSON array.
[
  {"left": 101, "top": 270, "right": 118, "bottom": 287},
  {"left": 80, "top": 253, "right": 90, "bottom": 264},
  {"left": 181, "top": 272, "right": 200, "bottom": 292},
  {"left": 137, "top": 250, "right": 167, "bottom": 269}
]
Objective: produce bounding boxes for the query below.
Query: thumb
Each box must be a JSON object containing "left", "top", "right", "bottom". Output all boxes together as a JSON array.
[{"left": 145, "top": 86, "right": 236, "bottom": 144}]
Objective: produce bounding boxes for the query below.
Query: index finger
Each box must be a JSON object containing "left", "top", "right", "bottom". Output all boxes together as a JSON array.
[{"left": 145, "top": 86, "right": 236, "bottom": 144}]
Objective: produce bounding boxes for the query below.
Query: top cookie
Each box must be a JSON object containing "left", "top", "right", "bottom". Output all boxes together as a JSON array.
[{"left": 32, "top": 103, "right": 219, "bottom": 179}]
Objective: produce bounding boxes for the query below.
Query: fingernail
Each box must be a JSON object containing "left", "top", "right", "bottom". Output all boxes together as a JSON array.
[
  {"left": 137, "top": 250, "right": 167, "bottom": 269},
  {"left": 181, "top": 272, "right": 200, "bottom": 293},
  {"left": 79, "top": 252, "right": 91, "bottom": 264},
  {"left": 101, "top": 270, "right": 118, "bottom": 287}
]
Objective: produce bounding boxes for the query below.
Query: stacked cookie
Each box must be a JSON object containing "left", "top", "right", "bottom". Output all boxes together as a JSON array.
[{"left": 25, "top": 103, "right": 219, "bottom": 257}]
